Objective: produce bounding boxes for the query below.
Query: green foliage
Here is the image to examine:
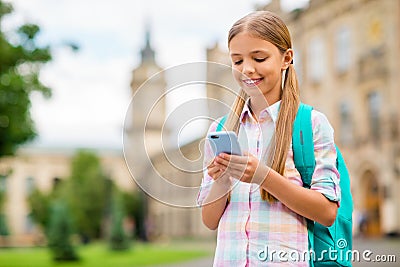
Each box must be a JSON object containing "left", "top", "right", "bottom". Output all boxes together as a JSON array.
[
  {"left": 47, "top": 201, "right": 79, "bottom": 261},
  {"left": 0, "top": 175, "right": 6, "bottom": 213},
  {"left": 0, "top": 175, "right": 8, "bottom": 236},
  {"left": 0, "top": 213, "right": 9, "bottom": 236},
  {"left": 0, "top": 241, "right": 212, "bottom": 267},
  {"left": 26, "top": 150, "right": 113, "bottom": 243},
  {"left": 109, "top": 193, "right": 129, "bottom": 251},
  {"left": 26, "top": 150, "right": 147, "bottom": 247},
  {"left": 65, "top": 150, "right": 109, "bottom": 241},
  {"left": 0, "top": 0, "right": 52, "bottom": 157},
  {"left": 0, "top": 1, "right": 12, "bottom": 22},
  {"left": 27, "top": 188, "right": 51, "bottom": 232},
  {"left": 122, "top": 190, "right": 148, "bottom": 241}
]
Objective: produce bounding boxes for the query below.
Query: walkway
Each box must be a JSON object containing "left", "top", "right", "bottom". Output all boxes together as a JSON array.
[{"left": 151, "top": 237, "right": 400, "bottom": 267}]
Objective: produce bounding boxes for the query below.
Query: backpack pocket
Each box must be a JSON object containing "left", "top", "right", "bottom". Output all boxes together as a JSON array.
[{"left": 313, "top": 215, "right": 352, "bottom": 266}]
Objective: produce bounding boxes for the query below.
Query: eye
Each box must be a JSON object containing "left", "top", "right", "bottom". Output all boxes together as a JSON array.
[
  {"left": 254, "top": 58, "right": 266, "bottom": 62},
  {"left": 233, "top": 60, "right": 243, "bottom": 65}
]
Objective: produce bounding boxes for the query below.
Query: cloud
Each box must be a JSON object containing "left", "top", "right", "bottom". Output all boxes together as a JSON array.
[
  {"left": 30, "top": 46, "right": 132, "bottom": 148},
  {"left": 4, "top": 0, "right": 308, "bottom": 149}
]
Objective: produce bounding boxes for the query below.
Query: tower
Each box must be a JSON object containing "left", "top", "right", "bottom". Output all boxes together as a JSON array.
[
  {"left": 126, "top": 25, "right": 168, "bottom": 178},
  {"left": 130, "top": 25, "right": 166, "bottom": 138}
]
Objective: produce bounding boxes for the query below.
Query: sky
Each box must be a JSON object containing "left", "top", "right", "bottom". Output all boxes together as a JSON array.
[{"left": 3, "top": 0, "right": 308, "bottom": 150}]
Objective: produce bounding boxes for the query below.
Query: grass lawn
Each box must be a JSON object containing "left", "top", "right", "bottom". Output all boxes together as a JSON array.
[{"left": 0, "top": 241, "right": 212, "bottom": 267}]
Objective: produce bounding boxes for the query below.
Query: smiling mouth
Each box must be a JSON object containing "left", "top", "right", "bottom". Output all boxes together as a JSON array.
[{"left": 242, "top": 78, "right": 263, "bottom": 87}]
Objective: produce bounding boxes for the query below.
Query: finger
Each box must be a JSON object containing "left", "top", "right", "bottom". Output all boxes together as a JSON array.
[
  {"left": 219, "top": 153, "right": 250, "bottom": 164},
  {"left": 215, "top": 157, "right": 249, "bottom": 172},
  {"left": 215, "top": 154, "right": 249, "bottom": 168},
  {"left": 210, "top": 169, "right": 223, "bottom": 180},
  {"left": 207, "top": 162, "right": 216, "bottom": 170},
  {"left": 214, "top": 155, "right": 230, "bottom": 167},
  {"left": 208, "top": 165, "right": 222, "bottom": 176},
  {"left": 226, "top": 162, "right": 248, "bottom": 173},
  {"left": 206, "top": 158, "right": 218, "bottom": 168}
]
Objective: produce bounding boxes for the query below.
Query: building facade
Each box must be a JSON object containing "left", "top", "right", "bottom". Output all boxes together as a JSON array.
[
  {"left": 127, "top": 27, "right": 219, "bottom": 240},
  {"left": 259, "top": 0, "right": 400, "bottom": 236}
]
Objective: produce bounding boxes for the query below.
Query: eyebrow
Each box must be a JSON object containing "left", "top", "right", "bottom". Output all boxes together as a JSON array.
[{"left": 230, "top": 50, "right": 268, "bottom": 57}]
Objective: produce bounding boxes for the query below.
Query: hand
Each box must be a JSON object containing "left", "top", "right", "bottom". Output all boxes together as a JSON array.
[
  {"left": 207, "top": 159, "right": 232, "bottom": 187},
  {"left": 214, "top": 152, "right": 270, "bottom": 185}
]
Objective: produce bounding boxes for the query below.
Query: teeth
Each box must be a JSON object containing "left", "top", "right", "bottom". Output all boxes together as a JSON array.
[{"left": 243, "top": 78, "right": 261, "bottom": 85}]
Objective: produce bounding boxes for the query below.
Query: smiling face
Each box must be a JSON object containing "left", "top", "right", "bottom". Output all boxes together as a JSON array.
[{"left": 229, "top": 32, "right": 290, "bottom": 105}]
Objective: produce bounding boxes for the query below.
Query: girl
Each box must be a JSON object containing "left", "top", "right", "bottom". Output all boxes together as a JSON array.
[{"left": 197, "top": 11, "right": 341, "bottom": 266}]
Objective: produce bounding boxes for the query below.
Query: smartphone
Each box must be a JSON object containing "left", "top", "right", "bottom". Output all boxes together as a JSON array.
[{"left": 207, "top": 131, "right": 242, "bottom": 156}]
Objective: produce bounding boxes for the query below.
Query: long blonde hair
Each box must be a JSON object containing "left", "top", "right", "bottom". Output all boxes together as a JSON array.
[{"left": 226, "top": 11, "right": 300, "bottom": 202}]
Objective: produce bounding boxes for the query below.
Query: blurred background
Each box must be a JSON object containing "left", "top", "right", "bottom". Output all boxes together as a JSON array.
[{"left": 0, "top": 0, "right": 399, "bottom": 266}]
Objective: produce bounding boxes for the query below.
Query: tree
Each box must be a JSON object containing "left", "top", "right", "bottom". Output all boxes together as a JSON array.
[
  {"left": 109, "top": 193, "right": 129, "bottom": 251},
  {"left": 0, "top": 0, "right": 53, "bottom": 158},
  {"left": 47, "top": 201, "right": 79, "bottom": 261},
  {"left": 0, "top": 175, "right": 9, "bottom": 239},
  {"left": 122, "top": 190, "right": 148, "bottom": 241},
  {"left": 0, "top": 0, "right": 53, "bottom": 237},
  {"left": 27, "top": 151, "right": 118, "bottom": 244},
  {"left": 26, "top": 188, "right": 52, "bottom": 233},
  {"left": 64, "top": 150, "right": 108, "bottom": 242}
]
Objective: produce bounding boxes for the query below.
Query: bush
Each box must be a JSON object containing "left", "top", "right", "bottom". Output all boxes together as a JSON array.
[
  {"left": 109, "top": 195, "right": 129, "bottom": 251},
  {"left": 47, "top": 201, "right": 79, "bottom": 261}
]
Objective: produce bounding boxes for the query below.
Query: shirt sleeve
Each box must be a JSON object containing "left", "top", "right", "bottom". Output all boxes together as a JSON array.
[
  {"left": 310, "top": 110, "right": 341, "bottom": 204},
  {"left": 196, "top": 119, "right": 220, "bottom": 207}
]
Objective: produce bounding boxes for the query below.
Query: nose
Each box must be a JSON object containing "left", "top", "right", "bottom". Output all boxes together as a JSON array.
[{"left": 241, "top": 60, "right": 255, "bottom": 76}]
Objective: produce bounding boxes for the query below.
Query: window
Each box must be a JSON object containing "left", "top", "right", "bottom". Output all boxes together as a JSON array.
[
  {"left": 308, "top": 37, "right": 325, "bottom": 83},
  {"left": 25, "top": 214, "right": 35, "bottom": 234},
  {"left": 339, "top": 101, "right": 353, "bottom": 145},
  {"left": 0, "top": 175, "right": 6, "bottom": 193},
  {"left": 367, "top": 91, "right": 381, "bottom": 140},
  {"left": 293, "top": 46, "right": 303, "bottom": 85},
  {"left": 335, "top": 26, "right": 351, "bottom": 73},
  {"left": 25, "top": 176, "right": 35, "bottom": 195}
]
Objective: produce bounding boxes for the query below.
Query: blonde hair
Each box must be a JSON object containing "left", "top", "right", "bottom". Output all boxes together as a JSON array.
[{"left": 226, "top": 11, "right": 300, "bottom": 202}]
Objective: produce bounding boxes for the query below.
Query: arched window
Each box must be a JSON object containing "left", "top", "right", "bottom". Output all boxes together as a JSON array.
[
  {"left": 0, "top": 175, "right": 6, "bottom": 193},
  {"left": 367, "top": 91, "right": 381, "bottom": 141},
  {"left": 25, "top": 176, "right": 35, "bottom": 195},
  {"left": 308, "top": 36, "right": 325, "bottom": 83},
  {"left": 339, "top": 101, "right": 353, "bottom": 145},
  {"left": 335, "top": 26, "right": 351, "bottom": 73}
]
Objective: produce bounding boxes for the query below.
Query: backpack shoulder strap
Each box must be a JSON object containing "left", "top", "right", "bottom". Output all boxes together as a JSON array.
[
  {"left": 292, "top": 103, "right": 315, "bottom": 188},
  {"left": 292, "top": 103, "right": 316, "bottom": 267},
  {"left": 216, "top": 115, "right": 228, "bottom": 132}
]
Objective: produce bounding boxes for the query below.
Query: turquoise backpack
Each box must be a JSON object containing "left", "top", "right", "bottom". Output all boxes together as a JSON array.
[
  {"left": 293, "top": 103, "right": 353, "bottom": 266},
  {"left": 216, "top": 103, "right": 353, "bottom": 266}
]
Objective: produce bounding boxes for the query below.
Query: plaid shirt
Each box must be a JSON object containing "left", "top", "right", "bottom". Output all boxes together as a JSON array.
[{"left": 197, "top": 101, "right": 341, "bottom": 266}]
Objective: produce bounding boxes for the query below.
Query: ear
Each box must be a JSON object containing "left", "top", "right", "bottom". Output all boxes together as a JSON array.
[{"left": 281, "top": 48, "right": 294, "bottom": 70}]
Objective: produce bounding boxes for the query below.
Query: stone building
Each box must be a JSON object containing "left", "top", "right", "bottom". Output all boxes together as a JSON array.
[
  {"left": 127, "top": 28, "right": 208, "bottom": 240},
  {"left": 259, "top": 0, "right": 400, "bottom": 236}
]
